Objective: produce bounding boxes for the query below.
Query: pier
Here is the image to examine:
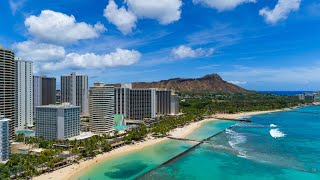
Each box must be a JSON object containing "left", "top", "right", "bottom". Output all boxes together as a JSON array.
[
  {"left": 138, "top": 123, "right": 244, "bottom": 179},
  {"left": 213, "top": 117, "right": 252, "bottom": 122}
]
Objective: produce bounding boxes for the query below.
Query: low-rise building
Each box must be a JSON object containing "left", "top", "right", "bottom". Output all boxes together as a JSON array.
[
  {"left": 0, "top": 115, "right": 10, "bottom": 163},
  {"left": 35, "top": 103, "right": 80, "bottom": 140}
]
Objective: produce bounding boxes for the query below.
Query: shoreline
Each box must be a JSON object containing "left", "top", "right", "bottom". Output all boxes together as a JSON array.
[
  {"left": 34, "top": 118, "right": 217, "bottom": 180},
  {"left": 34, "top": 108, "right": 291, "bottom": 180}
]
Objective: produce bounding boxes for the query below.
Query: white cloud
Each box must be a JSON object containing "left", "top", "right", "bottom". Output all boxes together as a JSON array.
[
  {"left": 13, "top": 41, "right": 66, "bottom": 61},
  {"left": 25, "top": 10, "right": 106, "bottom": 44},
  {"left": 259, "top": 0, "right": 301, "bottom": 24},
  {"left": 13, "top": 41, "right": 141, "bottom": 72},
  {"left": 192, "top": 0, "right": 255, "bottom": 11},
  {"left": 104, "top": 0, "right": 137, "bottom": 35},
  {"left": 126, "top": 0, "right": 182, "bottom": 24},
  {"left": 103, "top": 0, "right": 182, "bottom": 34},
  {"left": 172, "top": 45, "right": 214, "bottom": 59},
  {"left": 43, "top": 48, "right": 141, "bottom": 70},
  {"left": 228, "top": 81, "right": 247, "bottom": 85}
]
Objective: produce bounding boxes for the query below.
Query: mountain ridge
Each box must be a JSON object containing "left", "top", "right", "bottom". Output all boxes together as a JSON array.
[{"left": 109, "top": 73, "right": 250, "bottom": 93}]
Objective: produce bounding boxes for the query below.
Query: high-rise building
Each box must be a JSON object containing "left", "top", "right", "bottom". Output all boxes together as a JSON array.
[
  {"left": 0, "top": 47, "right": 16, "bottom": 139},
  {"left": 129, "top": 88, "right": 157, "bottom": 120},
  {"left": 61, "top": 72, "right": 89, "bottom": 115},
  {"left": 156, "top": 90, "right": 172, "bottom": 115},
  {"left": 35, "top": 103, "right": 80, "bottom": 140},
  {"left": 89, "top": 83, "right": 114, "bottom": 134},
  {"left": 15, "top": 59, "right": 33, "bottom": 129},
  {"left": 33, "top": 76, "right": 56, "bottom": 117},
  {"left": 170, "top": 92, "right": 180, "bottom": 115},
  {"left": 0, "top": 115, "right": 10, "bottom": 163},
  {"left": 115, "top": 86, "right": 157, "bottom": 121}
]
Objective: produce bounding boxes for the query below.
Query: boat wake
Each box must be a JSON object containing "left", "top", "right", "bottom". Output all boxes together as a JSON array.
[{"left": 269, "top": 128, "right": 286, "bottom": 138}]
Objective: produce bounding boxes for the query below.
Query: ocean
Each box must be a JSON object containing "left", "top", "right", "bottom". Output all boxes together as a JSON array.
[
  {"left": 77, "top": 106, "right": 320, "bottom": 180},
  {"left": 258, "top": 91, "right": 313, "bottom": 96}
]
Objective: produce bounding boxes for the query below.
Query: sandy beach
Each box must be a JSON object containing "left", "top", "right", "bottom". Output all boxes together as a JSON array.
[
  {"left": 213, "top": 109, "right": 287, "bottom": 119},
  {"left": 34, "top": 118, "right": 218, "bottom": 180},
  {"left": 34, "top": 108, "right": 289, "bottom": 180}
]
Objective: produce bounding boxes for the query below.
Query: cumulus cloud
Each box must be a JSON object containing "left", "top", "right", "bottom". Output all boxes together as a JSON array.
[
  {"left": 192, "top": 0, "right": 255, "bottom": 11},
  {"left": 104, "top": 0, "right": 137, "bottom": 35},
  {"left": 45, "top": 48, "right": 141, "bottom": 70},
  {"left": 104, "top": 0, "right": 182, "bottom": 34},
  {"left": 13, "top": 41, "right": 66, "bottom": 61},
  {"left": 172, "top": 45, "right": 214, "bottom": 59},
  {"left": 25, "top": 10, "right": 106, "bottom": 44},
  {"left": 13, "top": 41, "right": 141, "bottom": 71},
  {"left": 259, "top": 0, "right": 301, "bottom": 24},
  {"left": 126, "top": 0, "right": 182, "bottom": 24}
]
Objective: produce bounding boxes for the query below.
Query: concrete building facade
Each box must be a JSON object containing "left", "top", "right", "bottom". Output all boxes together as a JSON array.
[
  {"left": 15, "top": 60, "right": 33, "bottom": 129},
  {"left": 156, "top": 90, "right": 171, "bottom": 115},
  {"left": 33, "top": 76, "right": 56, "bottom": 117},
  {"left": 114, "top": 86, "right": 157, "bottom": 121},
  {"left": 89, "top": 83, "right": 115, "bottom": 134},
  {"left": 61, "top": 72, "right": 89, "bottom": 115},
  {"left": 35, "top": 103, "right": 80, "bottom": 140},
  {"left": 0, "top": 47, "right": 16, "bottom": 139},
  {"left": 0, "top": 115, "right": 9, "bottom": 163}
]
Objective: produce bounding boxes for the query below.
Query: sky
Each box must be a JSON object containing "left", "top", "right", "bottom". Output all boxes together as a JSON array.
[{"left": 1, "top": 0, "right": 320, "bottom": 91}]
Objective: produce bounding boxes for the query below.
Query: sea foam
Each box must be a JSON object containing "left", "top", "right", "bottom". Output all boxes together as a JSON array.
[
  {"left": 226, "top": 129, "right": 247, "bottom": 157},
  {"left": 270, "top": 124, "right": 277, "bottom": 128},
  {"left": 269, "top": 128, "right": 286, "bottom": 138}
]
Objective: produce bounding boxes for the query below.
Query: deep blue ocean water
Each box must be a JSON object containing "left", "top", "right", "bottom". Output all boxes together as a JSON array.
[
  {"left": 77, "top": 106, "right": 320, "bottom": 180},
  {"left": 258, "top": 91, "right": 313, "bottom": 96}
]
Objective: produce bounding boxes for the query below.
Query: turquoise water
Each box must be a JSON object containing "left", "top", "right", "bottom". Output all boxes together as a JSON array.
[
  {"left": 114, "top": 126, "right": 129, "bottom": 131},
  {"left": 16, "top": 130, "right": 35, "bottom": 136},
  {"left": 77, "top": 106, "right": 320, "bottom": 180},
  {"left": 140, "top": 106, "right": 320, "bottom": 180},
  {"left": 77, "top": 120, "right": 235, "bottom": 180}
]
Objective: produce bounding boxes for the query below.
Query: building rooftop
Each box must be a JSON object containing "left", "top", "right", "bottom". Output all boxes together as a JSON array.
[
  {"left": 36, "top": 103, "right": 80, "bottom": 109},
  {"left": 67, "top": 132, "right": 95, "bottom": 140},
  {"left": 0, "top": 115, "right": 10, "bottom": 122}
]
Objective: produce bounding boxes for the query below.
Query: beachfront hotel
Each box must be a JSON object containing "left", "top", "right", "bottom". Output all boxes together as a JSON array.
[
  {"left": 89, "top": 83, "right": 115, "bottom": 134},
  {"left": 115, "top": 85, "right": 157, "bottom": 121},
  {"left": 35, "top": 103, "right": 80, "bottom": 140},
  {"left": 15, "top": 59, "right": 33, "bottom": 130},
  {"left": 33, "top": 76, "right": 56, "bottom": 117},
  {"left": 61, "top": 72, "right": 89, "bottom": 115},
  {"left": 115, "top": 85, "right": 180, "bottom": 121},
  {"left": 0, "top": 115, "right": 10, "bottom": 163},
  {"left": 0, "top": 46, "right": 16, "bottom": 139}
]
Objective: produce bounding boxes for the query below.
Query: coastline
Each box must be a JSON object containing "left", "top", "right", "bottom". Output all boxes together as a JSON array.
[
  {"left": 213, "top": 109, "right": 288, "bottom": 119},
  {"left": 34, "top": 118, "right": 217, "bottom": 180},
  {"left": 34, "top": 108, "right": 289, "bottom": 180}
]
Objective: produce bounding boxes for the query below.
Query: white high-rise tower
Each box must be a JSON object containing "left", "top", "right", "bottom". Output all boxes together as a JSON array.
[{"left": 15, "top": 59, "right": 33, "bottom": 129}]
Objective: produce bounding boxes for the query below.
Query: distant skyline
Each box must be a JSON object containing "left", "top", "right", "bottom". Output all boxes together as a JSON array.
[{"left": 1, "top": 0, "right": 320, "bottom": 91}]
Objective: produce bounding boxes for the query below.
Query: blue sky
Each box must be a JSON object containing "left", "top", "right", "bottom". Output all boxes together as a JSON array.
[{"left": 1, "top": 0, "right": 320, "bottom": 91}]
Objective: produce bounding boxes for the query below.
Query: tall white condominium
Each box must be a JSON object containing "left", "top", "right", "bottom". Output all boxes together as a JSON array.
[
  {"left": 89, "top": 83, "right": 114, "bottom": 134},
  {"left": 15, "top": 59, "right": 33, "bottom": 129},
  {"left": 35, "top": 103, "right": 80, "bottom": 140},
  {"left": 61, "top": 72, "right": 89, "bottom": 115},
  {"left": 0, "top": 47, "right": 16, "bottom": 139},
  {"left": 0, "top": 115, "right": 10, "bottom": 163}
]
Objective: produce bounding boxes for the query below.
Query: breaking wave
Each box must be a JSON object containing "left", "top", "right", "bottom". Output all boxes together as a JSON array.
[
  {"left": 270, "top": 124, "right": 277, "bottom": 128},
  {"left": 226, "top": 129, "right": 247, "bottom": 157},
  {"left": 269, "top": 128, "right": 286, "bottom": 138}
]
